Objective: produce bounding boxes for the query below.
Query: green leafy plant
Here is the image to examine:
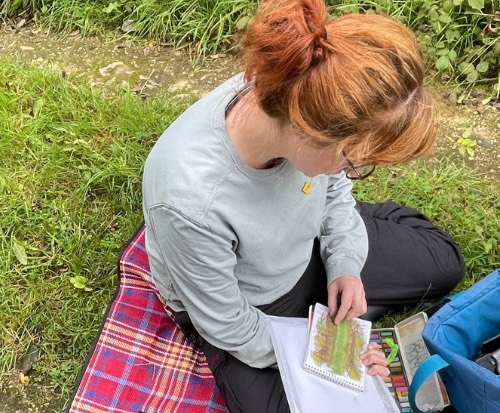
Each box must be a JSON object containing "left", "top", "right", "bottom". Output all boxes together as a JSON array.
[
  {"left": 453, "top": 130, "right": 478, "bottom": 156},
  {"left": 454, "top": 136, "right": 477, "bottom": 156},
  {"left": 69, "top": 275, "right": 92, "bottom": 291},
  {"left": 446, "top": 122, "right": 479, "bottom": 156}
]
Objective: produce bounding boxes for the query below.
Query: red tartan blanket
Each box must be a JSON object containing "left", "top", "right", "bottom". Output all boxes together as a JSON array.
[{"left": 68, "top": 225, "right": 228, "bottom": 413}]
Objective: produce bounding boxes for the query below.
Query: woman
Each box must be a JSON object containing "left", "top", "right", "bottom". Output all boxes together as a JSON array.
[{"left": 142, "top": 0, "right": 465, "bottom": 411}]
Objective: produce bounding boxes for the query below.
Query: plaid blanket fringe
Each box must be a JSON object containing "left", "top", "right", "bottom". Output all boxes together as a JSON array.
[{"left": 68, "top": 225, "right": 228, "bottom": 413}]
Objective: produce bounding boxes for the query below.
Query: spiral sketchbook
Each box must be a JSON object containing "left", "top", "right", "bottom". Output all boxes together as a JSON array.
[
  {"left": 267, "top": 314, "right": 400, "bottom": 413},
  {"left": 303, "top": 303, "right": 372, "bottom": 391}
]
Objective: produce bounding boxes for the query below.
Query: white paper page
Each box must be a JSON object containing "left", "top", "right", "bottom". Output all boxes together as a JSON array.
[
  {"left": 303, "top": 303, "right": 371, "bottom": 391},
  {"left": 267, "top": 316, "right": 400, "bottom": 413}
]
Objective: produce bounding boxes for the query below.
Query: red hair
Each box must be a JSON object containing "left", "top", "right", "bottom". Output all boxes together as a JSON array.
[{"left": 242, "top": 0, "right": 435, "bottom": 164}]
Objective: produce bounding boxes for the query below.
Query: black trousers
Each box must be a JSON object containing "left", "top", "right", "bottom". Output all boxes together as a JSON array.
[{"left": 174, "top": 201, "right": 466, "bottom": 413}]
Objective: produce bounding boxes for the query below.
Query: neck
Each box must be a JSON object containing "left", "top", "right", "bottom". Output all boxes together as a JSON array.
[{"left": 226, "top": 91, "right": 293, "bottom": 169}]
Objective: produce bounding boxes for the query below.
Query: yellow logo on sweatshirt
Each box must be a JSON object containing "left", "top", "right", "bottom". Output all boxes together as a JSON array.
[{"left": 302, "top": 181, "right": 312, "bottom": 194}]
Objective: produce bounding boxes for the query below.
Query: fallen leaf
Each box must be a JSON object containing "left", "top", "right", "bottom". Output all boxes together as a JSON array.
[
  {"left": 236, "top": 15, "right": 251, "bottom": 31},
  {"left": 99, "top": 61, "right": 127, "bottom": 76},
  {"left": 121, "top": 20, "right": 137, "bottom": 33},
  {"left": 168, "top": 80, "right": 189, "bottom": 93},
  {"left": 32, "top": 98, "right": 45, "bottom": 118},
  {"left": 13, "top": 242, "right": 28, "bottom": 265},
  {"left": 19, "top": 372, "right": 30, "bottom": 385},
  {"left": 19, "top": 343, "right": 39, "bottom": 375}
]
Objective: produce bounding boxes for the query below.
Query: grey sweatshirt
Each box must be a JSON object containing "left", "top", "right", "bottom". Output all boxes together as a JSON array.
[{"left": 142, "top": 74, "right": 368, "bottom": 368}]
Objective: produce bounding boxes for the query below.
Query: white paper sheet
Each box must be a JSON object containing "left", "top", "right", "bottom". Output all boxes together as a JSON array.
[{"left": 267, "top": 316, "right": 400, "bottom": 413}]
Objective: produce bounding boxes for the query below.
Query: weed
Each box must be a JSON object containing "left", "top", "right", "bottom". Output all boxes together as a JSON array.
[{"left": 453, "top": 134, "right": 478, "bottom": 156}]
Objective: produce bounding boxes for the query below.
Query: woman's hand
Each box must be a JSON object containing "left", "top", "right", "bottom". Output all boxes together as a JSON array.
[
  {"left": 361, "top": 342, "right": 390, "bottom": 377},
  {"left": 327, "top": 275, "right": 367, "bottom": 325}
]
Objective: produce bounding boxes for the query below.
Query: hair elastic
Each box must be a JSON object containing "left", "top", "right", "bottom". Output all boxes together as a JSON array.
[{"left": 312, "top": 27, "right": 327, "bottom": 62}]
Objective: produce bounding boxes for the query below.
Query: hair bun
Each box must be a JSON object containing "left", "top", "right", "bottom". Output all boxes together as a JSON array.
[{"left": 242, "top": 0, "right": 330, "bottom": 90}]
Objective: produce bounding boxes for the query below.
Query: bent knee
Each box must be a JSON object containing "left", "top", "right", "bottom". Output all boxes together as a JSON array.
[{"left": 433, "top": 249, "right": 466, "bottom": 296}]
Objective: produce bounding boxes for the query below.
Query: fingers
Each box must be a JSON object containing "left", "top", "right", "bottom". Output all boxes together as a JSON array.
[
  {"left": 336, "top": 285, "right": 366, "bottom": 323},
  {"left": 361, "top": 349, "right": 388, "bottom": 367},
  {"left": 328, "top": 276, "right": 367, "bottom": 325},
  {"left": 361, "top": 344, "right": 390, "bottom": 378},
  {"left": 366, "top": 364, "right": 390, "bottom": 377},
  {"left": 344, "top": 288, "right": 367, "bottom": 321},
  {"left": 366, "top": 342, "right": 381, "bottom": 351},
  {"left": 327, "top": 283, "right": 339, "bottom": 320},
  {"left": 334, "top": 288, "right": 353, "bottom": 324}
]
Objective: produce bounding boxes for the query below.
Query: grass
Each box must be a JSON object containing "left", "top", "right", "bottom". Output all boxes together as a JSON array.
[
  {"left": 129, "top": 0, "right": 254, "bottom": 55},
  {"left": 354, "top": 160, "right": 500, "bottom": 286},
  {"left": 355, "top": 160, "right": 500, "bottom": 326},
  {"left": 0, "top": 58, "right": 188, "bottom": 397},
  {"left": 0, "top": 58, "right": 498, "bottom": 409},
  {"left": 2, "top": 0, "right": 256, "bottom": 56}
]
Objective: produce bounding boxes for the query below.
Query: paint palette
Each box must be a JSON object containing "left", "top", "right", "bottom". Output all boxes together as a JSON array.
[{"left": 371, "top": 329, "right": 413, "bottom": 412}]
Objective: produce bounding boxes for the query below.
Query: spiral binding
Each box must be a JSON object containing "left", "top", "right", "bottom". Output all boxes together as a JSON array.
[{"left": 303, "top": 363, "right": 364, "bottom": 392}]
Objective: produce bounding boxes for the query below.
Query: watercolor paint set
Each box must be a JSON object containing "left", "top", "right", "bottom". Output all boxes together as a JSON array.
[{"left": 371, "top": 312, "right": 450, "bottom": 413}]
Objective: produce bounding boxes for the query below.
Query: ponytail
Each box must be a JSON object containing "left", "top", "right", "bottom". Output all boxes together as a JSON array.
[
  {"left": 242, "top": 0, "right": 331, "bottom": 120},
  {"left": 241, "top": 0, "right": 436, "bottom": 165}
]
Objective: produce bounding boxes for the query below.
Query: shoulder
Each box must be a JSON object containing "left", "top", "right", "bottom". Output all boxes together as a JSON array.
[{"left": 143, "top": 74, "right": 246, "bottom": 222}]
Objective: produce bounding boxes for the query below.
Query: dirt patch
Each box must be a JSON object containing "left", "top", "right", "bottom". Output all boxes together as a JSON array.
[
  {"left": 432, "top": 85, "right": 499, "bottom": 178},
  {"left": 1, "top": 22, "right": 498, "bottom": 178},
  {"left": 0, "top": 377, "right": 66, "bottom": 413},
  {"left": 1, "top": 22, "right": 239, "bottom": 98},
  {"left": 0, "top": 20, "right": 499, "bottom": 413}
]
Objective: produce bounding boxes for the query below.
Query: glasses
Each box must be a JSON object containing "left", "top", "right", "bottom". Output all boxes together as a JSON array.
[{"left": 342, "top": 151, "right": 375, "bottom": 181}]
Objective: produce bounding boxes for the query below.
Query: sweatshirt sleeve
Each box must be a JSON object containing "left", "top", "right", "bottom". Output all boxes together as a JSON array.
[
  {"left": 146, "top": 205, "right": 276, "bottom": 368},
  {"left": 319, "top": 173, "right": 368, "bottom": 284}
]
